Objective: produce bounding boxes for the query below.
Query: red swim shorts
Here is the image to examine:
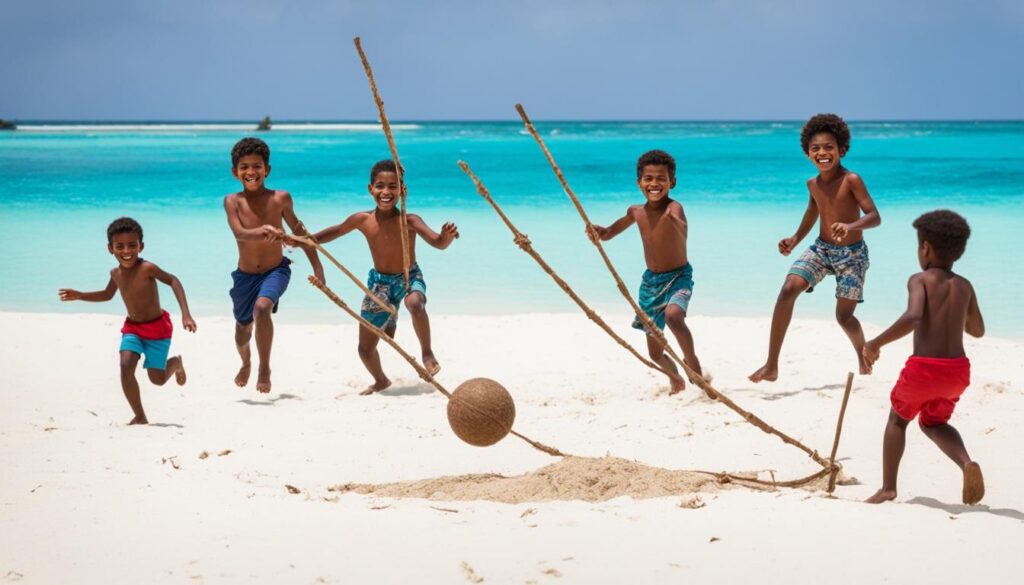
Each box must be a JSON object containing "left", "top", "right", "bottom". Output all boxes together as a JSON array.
[{"left": 890, "top": 355, "right": 971, "bottom": 426}]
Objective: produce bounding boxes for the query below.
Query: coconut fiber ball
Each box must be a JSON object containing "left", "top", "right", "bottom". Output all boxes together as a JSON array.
[{"left": 447, "top": 378, "right": 516, "bottom": 447}]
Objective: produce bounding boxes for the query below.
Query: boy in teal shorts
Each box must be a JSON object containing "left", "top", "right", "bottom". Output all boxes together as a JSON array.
[
  {"left": 589, "top": 150, "right": 704, "bottom": 395},
  {"left": 59, "top": 217, "right": 197, "bottom": 424},
  {"left": 749, "top": 113, "right": 881, "bottom": 383},
  {"left": 302, "top": 160, "right": 458, "bottom": 395}
]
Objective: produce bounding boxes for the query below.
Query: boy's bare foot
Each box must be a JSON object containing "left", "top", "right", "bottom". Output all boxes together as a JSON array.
[
  {"left": 864, "top": 488, "right": 897, "bottom": 504},
  {"left": 256, "top": 368, "right": 272, "bottom": 394},
  {"left": 128, "top": 415, "right": 148, "bottom": 425},
  {"left": 963, "top": 462, "right": 985, "bottom": 505},
  {"left": 668, "top": 376, "right": 686, "bottom": 395},
  {"left": 175, "top": 356, "right": 187, "bottom": 386},
  {"left": 748, "top": 365, "right": 778, "bottom": 383},
  {"left": 423, "top": 355, "right": 441, "bottom": 377},
  {"left": 360, "top": 378, "right": 392, "bottom": 396},
  {"left": 234, "top": 362, "right": 251, "bottom": 388}
]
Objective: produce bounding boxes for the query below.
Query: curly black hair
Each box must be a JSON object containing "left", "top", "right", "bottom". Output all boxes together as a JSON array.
[
  {"left": 369, "top": 159, "right": 405, "bottom": 183},
  {"left": 913, "top": 209, "right": 971, "bottom": 263},
  {"left": 107, "top": 217, "right": 143, "bottom": 243},
  {"left": 231, "top": 137, "right": 271, "bottom": 167},
  {"left": 800, "top": 113, "right": 850, "bottom": 154},
  {"left": 636, "top": 149, "right": 676, "bottom": 180}
]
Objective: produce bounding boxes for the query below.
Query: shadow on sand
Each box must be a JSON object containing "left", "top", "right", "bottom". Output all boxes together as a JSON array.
[
  {"left": 907, "top": 496, "right": 1024, "bottom": 522},
  {"left": 379, "top": 382, "right": 436, "bottom": 397},
  {"left": 237, "top": 393, "right": 302, "bottom": 406},
  {"left": 148, "top": 422, "right": 185, "bottom": 428}
]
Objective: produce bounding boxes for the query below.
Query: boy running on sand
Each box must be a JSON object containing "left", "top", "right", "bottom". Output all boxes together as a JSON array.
[
  {"left": 296, "top": 160, "right": 458, "bottom": 395},
  {"left": 224, "top": 137, "right": 323, "bottom": 394},
  {"left": 863, "top": 210, "right": 985, "bottom": 505},
  {"left": 59, "top": 217, "right": 196, "bottom": 425},
  {"left": 588, "top": 150, "right": 704, "bottom": 395},
  {"left": 749, "top": 113, "right": 881, "bottom": 383}
]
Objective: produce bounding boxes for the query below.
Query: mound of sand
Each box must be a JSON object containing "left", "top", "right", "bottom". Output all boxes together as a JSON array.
[{"left": 329, "top": 456, "right": 773, "bottom": 503}]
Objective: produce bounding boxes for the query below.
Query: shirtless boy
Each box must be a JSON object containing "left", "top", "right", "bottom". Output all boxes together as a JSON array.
[
  {"left": 589, "top": 149, "right": 703, "bottom": 395},
  {"left": 863, "top": 210, "right": 985, "bottom": 505},
  {"left": 300, "top": 160, "right": 458, "bottom": 395},
  {"left": 224, "top": 137, "right": 323, "bottom": 393},
  {"left": 59, "top": 217, "right": 196, "bottom": 424},
  {"left": 749, "top": 113, "right": 881, "bottom": 382}
]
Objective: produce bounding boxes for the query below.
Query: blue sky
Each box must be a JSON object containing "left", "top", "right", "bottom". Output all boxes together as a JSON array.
[{"left": 3, "top": 0, "right": 1022, "bottom": 120}]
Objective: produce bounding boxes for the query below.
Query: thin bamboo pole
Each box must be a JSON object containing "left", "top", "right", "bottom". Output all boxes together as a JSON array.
[
  {"left": 353, "top": 37, "right": 410, "bottom": 290},
  {"left": 459, "top": 160, "right": 831, "bottom": 469},
  {"left": 827, "top": 372, "right": 856, "bottom": 493},
  {"left": 307, "top": 275, "right": 565, "bottom": 457}
]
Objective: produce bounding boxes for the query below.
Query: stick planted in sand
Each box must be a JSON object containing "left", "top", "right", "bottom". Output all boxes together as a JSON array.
[
  {"left": 307, "top": 275, "right": 565, "bottom": 457},
  {"left": 289, "top": 234, "right": 396, "bottom": 316},
  {"left": 353, "top": 36, "right": 411, "bottom": 290},
  {"left": 461, "top": 159, "right": 832, "bottom": 470},
  {"left": 515, "top": 104, "right": 693, "bottom": 381},
  {"left": 827, "top": 372, "right": 855, "bottom": 493}
]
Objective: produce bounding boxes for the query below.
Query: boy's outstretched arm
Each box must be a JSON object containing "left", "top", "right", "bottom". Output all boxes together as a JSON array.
[
  {"left": 408, "top": 214, "right": 459, "bottom": 250},
  {"left": 224, "top": 196, "right": 284, "bottom": 242},
  {"left": 667, "top": 201, "right": 689, "bottom": 238},
  {"left": 779, "top": 196, "right": 818, "bottom": 255},
  {"left": 307, "top": 212, "right": 366, "bottom": 246},
  {"left": 863, "top": 274, "right": 926, "bottom": 364},
  {"left": 149, "top": 263, "right": 197, "bottom": 332},
  {"left": 587, "top": 206, "right": 636, "bottom": 243},
  {"left": 965, "top": 283, "right": 985, "bottom": 338},
  {"left": 831, "top": 174, "right": 881, "bottom": 241},
  {"left": 280, "top": 194, "right": 325, "bottom": 283},
  {"left": 58, "top": 277, "right": 117, "bottom": 302}
]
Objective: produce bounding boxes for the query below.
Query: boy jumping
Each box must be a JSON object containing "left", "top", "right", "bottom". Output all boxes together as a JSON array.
[
  {"left": 59, "top": 217, "right": 196, "bottom": 424},
  {"left": 589, "top": 150, "right": 704, "bottom": 395},
  {"left": 300, "top": 160, "right": 458, "bottom": 395},
  {"left": 224, "top": 137, "right": 323, "bottom": 394},
  {"left": 749, "top": 113, "right": 881, "bottom": 382},
  {"left": 863, "top": 210, "right": 985, "bottom": 505}
]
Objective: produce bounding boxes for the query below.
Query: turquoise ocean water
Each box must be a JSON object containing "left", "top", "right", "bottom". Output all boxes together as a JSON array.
[{"left": 2, "top": 121, "right": 1022, "bottom": 338}]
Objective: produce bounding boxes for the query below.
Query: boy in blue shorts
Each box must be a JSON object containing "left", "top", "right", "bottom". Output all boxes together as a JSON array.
[
  {"left": 59, "top": 217, "right": 197, "bottom": 424},
  {"left": 300, "top": 160, "right": 458, "bottom": 395},
  {"left": 749, "top": 114, "right": 881, "bottom": 383},
  {"left": 589, "top": 150, "right": 704, "bottom": 395}
]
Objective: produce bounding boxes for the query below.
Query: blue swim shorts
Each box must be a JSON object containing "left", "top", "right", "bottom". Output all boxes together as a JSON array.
[
  {"left": 119, "top": 334, "right": 172, "bottom": 370},
  {"left": 789, "top": 238, "right": 869, "bottom": 302},
  {"left": 632, "top": 263, "right": 694, "bottom": 335},
  {"left": 360, "top": 263, "right": 427, "bottom": 329},
  {"left": 230, "top": 257, "right": 292, "bottom": 325}
]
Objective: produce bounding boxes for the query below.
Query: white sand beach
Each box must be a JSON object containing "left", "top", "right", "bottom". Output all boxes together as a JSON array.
[{"left": 2, "top": 310, "right": 1021, "bottom": 583}]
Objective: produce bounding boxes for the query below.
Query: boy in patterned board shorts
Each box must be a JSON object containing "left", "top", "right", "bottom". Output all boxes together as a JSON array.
[
  {"left": 863, "top": 210, "right": 985, "bottom": 505},
  {"left": 589, "top": 150, "right": 705, "bottom": 395},
  {"left": 749, "top": 114, "right": 881, "bottom": 383},
  {"left": 300, "top": 160, "right": 458, "bottom": 395},
  {"left": 59, "top": 217, "right": 197, "bottom": 425}
]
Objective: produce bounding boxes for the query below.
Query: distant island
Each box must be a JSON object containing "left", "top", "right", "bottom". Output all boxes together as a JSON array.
[
  {"left": 257, "top": 116, "right": 271, "bottom": 131},
  {"left": 0, "top": 119, "right": 16, "bottom": 130}
]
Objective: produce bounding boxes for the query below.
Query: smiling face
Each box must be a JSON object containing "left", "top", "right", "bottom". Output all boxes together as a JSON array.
[
  {"left": 806, "top": 132, "right": 846, "bottom": 173},
  {"left": 369, "top": 170, "right": 402, "bottom": 211},
  {"left": 232, "top": 153, "right": 270, "bottom": 192},
  {"left": 637, "top": 164, "right": 676, "bottom": 203},
  {"left": 108, "top": 232, "right": 143, "bottom": 268}
]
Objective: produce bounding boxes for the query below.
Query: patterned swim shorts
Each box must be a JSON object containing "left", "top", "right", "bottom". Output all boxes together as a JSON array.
[
  {"left": 360, "top": 263, "right": 427, "bottom": 329},
  {"left": 631, "top": 263, "right": 694, "bottom": 334},
  {"left": 789, "top": 238, "right": 869, "bottom": 302}
]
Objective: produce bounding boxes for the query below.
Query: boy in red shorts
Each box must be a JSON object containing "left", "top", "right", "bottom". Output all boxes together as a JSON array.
[{"left": 862, "top": 210, "right": 985, "bottom": 504}]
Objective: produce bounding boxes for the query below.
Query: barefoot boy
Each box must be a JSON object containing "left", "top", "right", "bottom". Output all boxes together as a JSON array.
[
  {"left": 59, "top": 217, "right": 196, "bottom": 424},
  {"left": 749, "top": 113, "right": 881, "bottom": 383},
  {"left": 301, "top": 160, "right": 458, "bottom": 395},
  {"left": 589, "top": 150, "right": 703, "bottom": 395},
  {"left": 224, "top": 137, "right": 323, "bottom": 394},
  {"left": 862, "top": 210, "right": 985, "bottom": 505}
]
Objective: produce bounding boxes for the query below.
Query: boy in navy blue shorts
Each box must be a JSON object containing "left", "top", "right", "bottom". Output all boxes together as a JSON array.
[{"left": 749, "top": 114, "right": 881, "bottom": 383}]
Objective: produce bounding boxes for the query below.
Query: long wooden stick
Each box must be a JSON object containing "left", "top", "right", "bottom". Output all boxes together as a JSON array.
[
  {"left": 307, "top": 275, "right": 565, "bottom": 457},
  {"left": 353, "top": 37, "right": 410, "bottom": 290},
  {"left": 515, "top": 104, "right": 693, "bottom": 381},
  {"left": 460, "top": 160, "right": 831, "bottom": 469},
  {"left": 290, "top": 235, "right": 396, "bottom": 316},
  {"left": 827, "top": 372, "right": 855, "bottom": 493},
  {"left": 458, "top": 161, "right": 685, "bottom": 386}
]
